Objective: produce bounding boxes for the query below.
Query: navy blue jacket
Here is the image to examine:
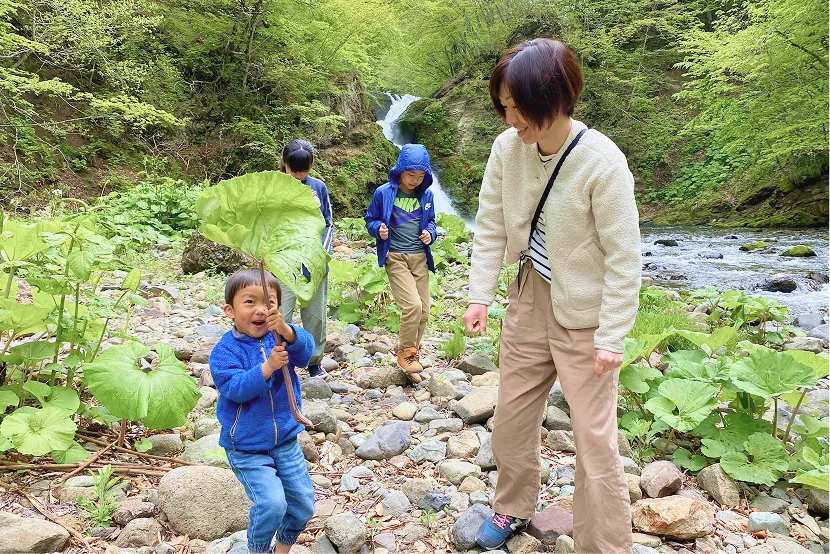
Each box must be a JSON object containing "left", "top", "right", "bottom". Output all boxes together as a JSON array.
[
  {"left": 209, "top": 324, "right": 314, "bottom": 451},
  {"left": 364, "top": 144, "right": 437, "bottom": 272},
  {"left": 301, "top": 175, "right": 333, "bottom": 277}
]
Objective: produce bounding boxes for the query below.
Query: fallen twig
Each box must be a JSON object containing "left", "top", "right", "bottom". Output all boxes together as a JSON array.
[
  {"left": 77, "top": 433, "right": 196, "bottom": 466},
  {"left": 0, "top": 461, "right": 168, "bottom": 477},
  {"left": 0, "top": 478, "right": 93, "bottom": 551},
  {"left": 58, "top": 439, "right": 117, "bottom": 483}
]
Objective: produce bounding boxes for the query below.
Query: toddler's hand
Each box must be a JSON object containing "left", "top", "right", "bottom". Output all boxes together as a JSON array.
[
  {"left": 266, "top": 307, "right": 289, "bottom": 336},
  {"left": 379, "top": 223, "right": 389, "bottom": 240},
  {"left": 419, "top": 230, "right": 432, "bottom": 245},
  {"left": 267, "top": 344, "right": 288, "bottom": 371}
]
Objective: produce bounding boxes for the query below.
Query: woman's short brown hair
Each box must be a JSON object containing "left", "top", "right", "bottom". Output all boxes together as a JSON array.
[{"left": 489, "top": 38, "right": 583, "bottom": 129}]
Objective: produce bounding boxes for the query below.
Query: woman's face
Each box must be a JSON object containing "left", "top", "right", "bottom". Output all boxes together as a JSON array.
[{"left": 498, "top": 82, "right": 550, "bottom": 145}]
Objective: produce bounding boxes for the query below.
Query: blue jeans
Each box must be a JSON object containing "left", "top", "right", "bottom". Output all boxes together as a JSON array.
[{"left": 226, "top": 439, "right": 315, "bottom": 552}]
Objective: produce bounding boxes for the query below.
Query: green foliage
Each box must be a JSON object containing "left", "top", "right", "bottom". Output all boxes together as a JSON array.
[
  {"left": 76, "top": 465, "right": 123, "bottom": 527},
  {"left": 196, "top": 171, "right": 331, "bottom": 305},
  {"left": 83, "top": 343, "right": 200, "bottom": 430},
  {"left": 336, "top": 217, "right": 373, "bottom": 242},
  {"left": 439, "top": 322, "right": 466, "bottom": 361},
  {"left": 328, "top": 257, "right": 399, "bottom": 331}
]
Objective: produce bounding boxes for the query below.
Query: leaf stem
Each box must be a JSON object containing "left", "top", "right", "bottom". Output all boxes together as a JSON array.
[{"left": 783, "top": 389, "right": 807, "bottom": 445}]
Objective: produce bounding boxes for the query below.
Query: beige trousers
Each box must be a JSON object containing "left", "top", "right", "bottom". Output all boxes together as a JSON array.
[
  {"left": 384, "top": 252, "right": 430, "bottom": 349},
  {"left": 491, "top": 260, "right": 632, "bottom": 553}
]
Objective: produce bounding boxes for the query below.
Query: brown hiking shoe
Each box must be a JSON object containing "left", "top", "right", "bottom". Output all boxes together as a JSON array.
[{"left": 397, "top": 347, "right": 423, "bottom": 373}]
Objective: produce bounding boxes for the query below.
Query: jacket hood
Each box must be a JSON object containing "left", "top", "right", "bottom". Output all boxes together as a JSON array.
[{"left": 389, "top": 144, "right": 433, "bottom": 194}]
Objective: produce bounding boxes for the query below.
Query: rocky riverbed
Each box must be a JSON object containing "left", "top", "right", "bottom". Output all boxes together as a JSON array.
[{"left": 0, "top": 232, "right": 827, "bottom": 554}]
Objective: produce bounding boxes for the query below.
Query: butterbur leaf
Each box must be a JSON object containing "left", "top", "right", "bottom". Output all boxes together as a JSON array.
[
  {"left": 0, "top": 220, "right": 51, "bottom": 262},
  {"left": 780, "top": 391, "right": 807, "bottom": 407},
  {"left": 620, "top": 362, "right": 662, "bottom": 394},
  {"left": 83, "top": 343, "right": 200, "bottom": 429},
  {"left": 52, "top": 442, "right": 89, "bottom": 464},
  {"left": 644, "top": 378, "right": 718, "bottom": 432},
  {"left": 196, "top": 171, "right": 330, "bottom": 306},
  {"left": 677, "top": 323, "right": 740, "bottom": 355},
  {"left": 0, "top": 436, "right": 11, "bottom": 451},
  {"left": 0, "top": 390, "right": 18, "bottom": 412},
  {"left": 674, "top": 448, "right": 708, "bottom": 471},
  {"left": 782, "top": 350, "right": 829, "bottom": 379},
  {"left": 791, "top": 470, "right": 830, "bottom": 491},
  {"left": 701, "top": 439, "right": 727, "bottom": 458},
  {"left": 792, "top": 415, "right": 830, "bottom": 440},
  {"left": 23, "top": 381, "right": 51, "bottom": 404},
  {"left": 0, "top": 298, "right": 52, "bottom": 335},
  {"left": 621, "top": 332, "right": 672, "bottom": 369},
  {"left": 67, "top": 249, "right": 95, "bottom": 281},
  {"left": 730, "top": 350, "right": 817, "bottom": 399},
  {"left": 134, "top": 438, "right": 153, "bottom": 453},
  {"left": 43, "top": 387, "right": 80, "bottom": 415},
  {"left": 0, "top": 406, "right": 77, "bottom": 456},
  {"left": 720, "top": 432, "right": 789, "bottom": 486},
  {"left": 10, "top": 341, "right": 55, "bottom": 367}
]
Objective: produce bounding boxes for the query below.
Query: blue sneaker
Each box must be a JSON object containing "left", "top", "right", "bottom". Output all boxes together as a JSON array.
[
  {"left": 475, "top": 512, "right": 525, "bottom": 549},
  {"left": 307, "top": 364, "right": 328, "bottom": 379}
]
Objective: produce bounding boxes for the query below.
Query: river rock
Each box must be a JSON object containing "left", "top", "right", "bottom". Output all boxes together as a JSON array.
[
  {"left": 804, "top": 488, "right": 829, "bottom": 517},
  {"left": 750, "top": 494, "right": 789, "bottom": 513},
  {"left": 355, "top": 366, "right": 408, "bottom": 389},
  {"left": 194, "top": 418, "right": 222, "bottom": 439},
  {"left": 332, "top": 344, "right": 367, "bottom": 363},
  {"left": 556, "top": 535, "right": 576, "bottom": 554},
  {"left": 428, "top": 418, "right": 463, "bottom": 433},
  {"left": 147, "top": 433, "right": 183, "bottom": 456},
  {"left": 302, "top": 377, "right": 332, "bottom": 400},
  {"left": 157, "top": 466, "right": 250, "bottom": 540},
  {"left": 438, "top": 459, "right": 480, "bottom": 484},
  {"left": 459, "top": 353, "right": 499, "bottom": 375},
  {"left": 740, "top": 241, "right": 766, "bottom": 251},
  {"left": 759, "top": 274, "right": 798, "bottom": 293},
  {"left": 528, "top": 505, "right": 574, "bottom": 543},
  {"left": 324, "top": 512, "right": 366, "bottom": 553},
  {"left": 697, "top": 463, "right": 740, "bottom": 507},
  {"left": 506, "top": 532, "right": 542, "bottom": 553},
  {"left": 544, "top": 406, "right": 572, "bottom": 431},
  {"left": 781, "top": 245, "right": 817, "bottom": 257},
  {"left": 446, "top": 429, "right": 480, "bottom": 458},
  {"left": 796, "top": 313, "right": 825, "bottom": 331},
  {"left": 191, "top": 338, "right": 219, "bottom": 364},
  {"left": 808, "top": 324, "right": 829, "bottom": 342},
  {"left": 783, "top": 337, "right": 825, "bottom": 353},
  {"left": 632, "top": 496, "right": 716, "bottom": 539},
  {"left": 181, "top": 232, "right": 251, "bottom": 274},
  {"left": 115, "top": 518, "right": 163, "bottom": 548},
  {"left": 547, "top": 430, "right": 576, "bottom": 453},
  {"left": 180, "top": 434, "right": 227, "bottom": 467},
  {"left": 627, "top": 474, "right": 643, "bottom": 502},
  {"left": 382, "top": 491, "right": 412, "bottom": 517},
  {"left": 392, "top": 401, "right": 417, "bottom": 421},
  {"left": 475, "top": 437, "right": 496, "bottom": 470},
  {"left": 0, "top": 512, "right": 70, "bottom": 553},
  {"left": 547, "top": 382, "right": 570, "bottom": 414},
  {"left": 113, "top": 498, "right": 158, "bottom": 526},
  {"left": 450, "top": 386, "right": 498, "bottom": 424},
  {"left": 452, "top": 504, "right": 490, "bottom": 550},
  {"left": 655, "top": 239, "right": 679, "bottom": 247},
  {"left": 747, "top": 512, "right": 789, "bottom": 535},
  {"left": 409, "top": 440, "right": 447, "bottom": 463},
  {"left": 355, "top": 422, "right": 411, "bottom": 460},
  {"left": 303, "top": 401, "right": 337, "bottom": 434}
]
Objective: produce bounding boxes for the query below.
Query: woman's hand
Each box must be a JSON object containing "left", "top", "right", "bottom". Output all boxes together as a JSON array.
[
  {"left": 594, "top": 349, "right": 622, "bottom": 377},
  {"left": 463, "top": 303, "right": 489, "bottom": 335}
]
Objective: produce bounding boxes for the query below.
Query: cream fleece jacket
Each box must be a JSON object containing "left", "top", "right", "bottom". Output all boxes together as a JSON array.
[{"left": 468, "top": 120, "right": 641, "bottom": 353}]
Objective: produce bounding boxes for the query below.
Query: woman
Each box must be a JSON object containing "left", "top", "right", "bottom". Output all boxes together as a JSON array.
[{"left": 463, "top": 39, "right": 641, "bottom": 553}]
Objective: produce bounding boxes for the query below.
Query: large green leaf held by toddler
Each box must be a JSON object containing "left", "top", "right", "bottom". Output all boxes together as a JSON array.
[{"left": 196, "top": 171, "right": 331, "bottom": 306}]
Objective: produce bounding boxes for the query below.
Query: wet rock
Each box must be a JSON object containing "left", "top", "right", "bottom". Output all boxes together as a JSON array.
[
  {"left": 781, "top": 245, "right": 817, "bottom": 257},
  {"left": 655, "top": 239, "right": 679, "bottom": 247},
  {"left": 740, "top": 241, "right": 766, "bottom": 252},
  {"left": 631, "top": 496, "right": 716, "bottom": 539},
  {"left": 759, "top": 274, "right": 798, "bottom": 293}
]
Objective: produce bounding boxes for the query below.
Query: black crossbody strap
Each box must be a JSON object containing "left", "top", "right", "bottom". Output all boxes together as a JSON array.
[{"left": 530, "top": 128, "right": 587, "bottom": 234}]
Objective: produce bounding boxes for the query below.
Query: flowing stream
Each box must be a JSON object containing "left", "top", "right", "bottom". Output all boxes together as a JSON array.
[{"left": 376, "top": 94, "right": 827, "bottom": 317}]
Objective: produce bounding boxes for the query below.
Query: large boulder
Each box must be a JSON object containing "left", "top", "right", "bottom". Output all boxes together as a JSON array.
[
  {"left": 181, "top": 232, "right": 252, "bottom": 274},
  {"left": 0, "top": 512, "right": 70, "bottom": 553},
  {"left": 157, "top": 466, "right": 250, "bottom": 540},
  {"left": 632, "top": 496, "right": 716, "bottom": 539}
]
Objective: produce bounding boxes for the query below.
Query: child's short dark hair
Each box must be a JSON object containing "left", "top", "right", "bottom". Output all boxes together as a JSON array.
[
  {"left": 489, "top": 38, "right": 583, "bottom": 129},
  {"left": 282, "top": 139, "right": 314, "bottom": 173},
  {"left": 224, "top": 268, "right": 282, "bottom": 306}
]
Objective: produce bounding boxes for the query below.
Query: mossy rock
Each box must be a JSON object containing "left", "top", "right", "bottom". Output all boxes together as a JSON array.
[
  {"left": 181, "top": 232, "right": 253, "bottom": 274},
  {"left": 654, "top": 239, "right": 679, "bottom": 247},
  {"left": 739, "top": 241, "right": 766, "bottom": 251},
  {"left": 781, "top": 245, "right": 817, "bottom": 257}
]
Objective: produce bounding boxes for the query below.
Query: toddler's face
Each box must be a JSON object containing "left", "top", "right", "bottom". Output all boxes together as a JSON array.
[
  {"left": 399, "top": 170, "right": 425, "bottom": 193},
  {"left": 223, "top": 285, "right": 279, "bottom": 338}
]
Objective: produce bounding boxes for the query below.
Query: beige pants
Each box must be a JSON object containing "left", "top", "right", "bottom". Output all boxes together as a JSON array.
[
  {"left": 384, "top": 252, "right": 430, "bottom": 349},
  {"left": 492, "top": 261, "right": 632, "bottom": 554}
]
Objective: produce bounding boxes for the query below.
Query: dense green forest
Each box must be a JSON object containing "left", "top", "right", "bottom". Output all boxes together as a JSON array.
[{"left": 0, "top": 0, "right": 827, "bottom": 226}]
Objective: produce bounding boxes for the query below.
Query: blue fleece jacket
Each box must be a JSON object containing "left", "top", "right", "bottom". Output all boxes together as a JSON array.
[
  {"left": 209, "top": 324, "right": 314, "bottom": 451},
  {"left": 364, "top": 144, "right": 437, "bottom": 272}
]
